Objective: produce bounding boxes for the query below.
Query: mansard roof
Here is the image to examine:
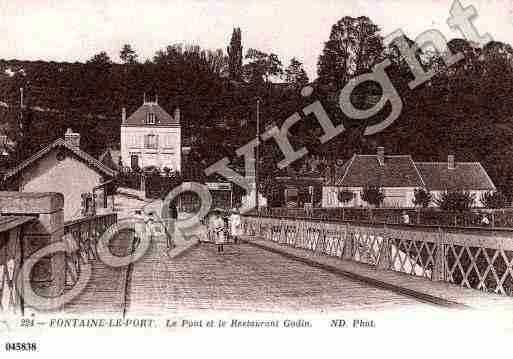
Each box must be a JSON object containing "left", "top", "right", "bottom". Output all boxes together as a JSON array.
[{"left": 122, "top": 102, "right": 179, "bottom": 127}]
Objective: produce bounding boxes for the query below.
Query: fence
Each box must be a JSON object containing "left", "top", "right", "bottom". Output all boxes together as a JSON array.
[
  {"left": 63, "top": 213, "right": 117, "bottom": 288},
  {"left": 241, "top": 214, "right": 513, "bottom": 297},
  {"left": 255, "top": 207, "right": 513, "bottom": 228},
  {"left": 0, "top": 216, "right": 36, "bottom": 315}
]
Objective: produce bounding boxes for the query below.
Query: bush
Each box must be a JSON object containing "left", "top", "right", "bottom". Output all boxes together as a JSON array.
[
  {"left": 480, "top": 191, "right": 508, "bottom": 209},
  {"left": 435, "top": 190, "right": 476, "bottom": 211},
  {"left": 338, "top": 190, "right": 355, "bottom": 204},
  {"left": 361, "top": 186, "right": 385, "bottom": 208},
  {"left": 413, "top": 188, "right": 432, "bottom": 208}
]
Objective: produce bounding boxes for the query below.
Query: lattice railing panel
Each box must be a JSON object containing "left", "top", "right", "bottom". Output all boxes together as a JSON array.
[
  {"left": 352, "top": 231, "right": 383, "bottom": 266},
  {"left": 445, "top": 244, "right": 513, "bottom": 295},
  {"left": 0, "top": 228, "right": 23, "bottom": 315}
]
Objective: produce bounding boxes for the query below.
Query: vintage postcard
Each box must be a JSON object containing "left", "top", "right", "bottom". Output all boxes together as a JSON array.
[{"left": 1, "top": 0, "right": 513, "bottom": 357}]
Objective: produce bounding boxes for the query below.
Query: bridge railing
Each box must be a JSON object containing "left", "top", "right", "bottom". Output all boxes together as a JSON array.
[
  {"left": 255, "top": 207, "right": 513, "bottom": 228},
  {"left": 241, "top": 214, "right": 513, "bottom": 297},
  {"left": 0, "top": 216, "right": 36, "bottom": 315},
  {"left": 63, "top": 213, "right": 117, "bottom": 287}
]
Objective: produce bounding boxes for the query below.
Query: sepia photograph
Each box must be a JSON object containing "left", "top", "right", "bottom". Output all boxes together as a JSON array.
[{"left": 1, "top": 0, "right": 513, "bottom": 357}]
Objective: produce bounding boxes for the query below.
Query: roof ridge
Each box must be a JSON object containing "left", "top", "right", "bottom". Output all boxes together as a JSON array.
[
  {"left": 478, "top": 162, "right": 497, "bottom": 191},
  {"left": 337, "top": 155, "right": 355, "bottom": 186},
  {"left": 5, "top": 138, "right": 116, "bottom": 179},
  {"left": 411, "top": 158, "right": 427, "bottom": 189}
]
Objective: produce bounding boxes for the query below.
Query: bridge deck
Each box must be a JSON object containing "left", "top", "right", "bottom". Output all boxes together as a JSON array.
[
  {"left": 125, "top": 235, "right": 431, "bottom": 315},
  {"left": 61, "top": 233, "right": 513, "bottom": 316}
]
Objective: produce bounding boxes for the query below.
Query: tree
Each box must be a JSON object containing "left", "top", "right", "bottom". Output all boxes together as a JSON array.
[
  {"left": 435, "top": 191, "right": 476, "bottom": 211},
  {"left": 285, "top": 57, "right": 309, "bottom": 87},
  {"left": 317, "top": 16, "right": 384, "bottom": 88},
  {"left": 413, "top": 188, "right": 432, "bottom": 208},
  {"left": 120, "top": 44, "right": 139, "bottom": 64},
  {"left": 87, "top": 51, "right": 112, "bottom": 66},
  {"left": 360, "top": 186, "right": 385, "bottom": 207},
  {"left": 243, "top": 48, "right": 283, "bottom": 84},
  {"left": 227, "top": 28, "right": 243, "bottom": 80},
  {"left": 260, "top": 177, "right": 284, "bottom": 207},
  {"left": 338, "top": 190, "right": 355, "bottom": 204},
  {"left": 480, "top": 191, "right": 508, "bottom": 209}
]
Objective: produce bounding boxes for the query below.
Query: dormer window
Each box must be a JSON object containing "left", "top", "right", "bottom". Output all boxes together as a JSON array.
[{"left": 147, "top": 113, "right": 156, "bottom": 124}]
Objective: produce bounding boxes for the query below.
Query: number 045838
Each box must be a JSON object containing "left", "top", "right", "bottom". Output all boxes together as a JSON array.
[{"left": 5, "top": 343, "right": 38, "bottom": 351}]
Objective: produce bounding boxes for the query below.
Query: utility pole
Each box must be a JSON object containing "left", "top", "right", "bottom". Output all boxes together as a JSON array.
[{"left": 255, "top": 98, "right": 260, "bottom": 212}]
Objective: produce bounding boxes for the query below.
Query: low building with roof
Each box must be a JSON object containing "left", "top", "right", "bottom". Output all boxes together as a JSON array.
[
  {"left": 323, "top": 148, "right": 496, "bottom": 208},
  {"left": 2, "top": 129, "right": 117, "bottom": 221},
  {"left": 322, "top": 147, "right": 424, "bottom": 208},
  {"left": 415, "top": 155, "right": 496, "bottom": 207},
  {"left": 120, "top": 93, "right": 181, "bottom": 172}
]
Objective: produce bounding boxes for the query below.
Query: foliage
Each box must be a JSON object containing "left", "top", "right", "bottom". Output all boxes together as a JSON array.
[
  {"left": 87, "top": 51, "right": 112, "bottom": 66},
  {"left": 120, "top": 44, "right": 138, "bottom": 64},
  {"left": 227, "top": 28, "right": 243, "bottom": 81},
  {"left": 360, "top": 186, "right": 385, "bottom": 207},
  {"left": 317, "top": 16, "right": 383, "bottom": 88},
  {"left": 259, "top": 177, "right": 284, "bottom": 207},
  {"left": 480, "top": 191, "right": 509, "bottom": 209},
  {"left": 413, "top": 188, "right": 432, "bottom": 208},
  {"left": 285, "top": 58, "right": 309, "bottom": 87},
  {"left": 338, "top": 190, "right": 355, "bottom": 203},
  {"left": 243, "top": 48, "right": 283, "bottom": 84},
  {"left": 435, "top": 191, "right": 476, "bottom": 211}
]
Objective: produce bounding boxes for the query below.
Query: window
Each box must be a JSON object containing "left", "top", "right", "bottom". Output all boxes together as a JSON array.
[
  {"left": 144, "top": 134, "right": 158, "bottom": 149},
  {"left": 147, "top": 113, "right": 156, "bottom": 124}
]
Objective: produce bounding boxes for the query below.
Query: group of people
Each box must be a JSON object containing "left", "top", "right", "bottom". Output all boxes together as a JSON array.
[
  {"left": 208, "top": 208, "right": 242, "bottom": 253},
  {"left": 132, "top": 204, "right": 243, "bottom": 256}
]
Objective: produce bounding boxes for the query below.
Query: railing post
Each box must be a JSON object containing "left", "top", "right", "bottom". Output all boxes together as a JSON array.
[
  {"left": 343, "top": 223, "right": 353, "bottom": 260},
  {"left": 377, "top": 224, "right": 390, "bottom": 270},
  {"left": 0, "top": 192, "right": 65, "bottom": 300},
  {"left": 432, "top": 227, "right": 446, "bottom": 281}
]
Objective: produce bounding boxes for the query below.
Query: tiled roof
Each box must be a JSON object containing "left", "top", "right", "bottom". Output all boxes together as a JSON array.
[
  {"left": 123, "top": 102, "right": 179, "bottom": 127},
  {"left": 99, "top": 149, "right": 121, "bottom": 170},
  {"left": 330, "top": 155, "right": 425, "bottom": 188},
  {"left": 4, "top": 139, "right": 117, "bottom": 179},
  {"left": 415, "top": 162, "right": 496, "bottom": 191}
]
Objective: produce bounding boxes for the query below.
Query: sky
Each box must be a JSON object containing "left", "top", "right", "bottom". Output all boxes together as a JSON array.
[{"left": 0, "top": 0, "right": 512, "bottom": 80}]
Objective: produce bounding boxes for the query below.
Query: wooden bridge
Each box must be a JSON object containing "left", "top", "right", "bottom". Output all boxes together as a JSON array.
[{"left": 3, "top": 194, "right": 513, "bottom": 317}]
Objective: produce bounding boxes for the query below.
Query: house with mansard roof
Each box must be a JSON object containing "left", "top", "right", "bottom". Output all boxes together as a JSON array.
[
  {"left": 322, "top": 148, "right": 496, "bottom": 208},
  {"left": 120, "top": 93, "right": 181, "bottom": 172}
]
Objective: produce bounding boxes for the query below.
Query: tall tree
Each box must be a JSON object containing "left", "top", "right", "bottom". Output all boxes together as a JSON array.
[
  {"left": 120, "top": 44, "right": 139, "bottom": 64},
  {"left": 227, "top": 28, "right": 243, "bottom": 81},
  {"left": 243, "top": 48, "right": 283, "bottom": 84},
  {"left": 317, "top": 16, "right": 384, "bottom": 88},
  {"left": 87, "top": 51, "right": 112, "bottom": 66},
  {"left": 284, "top": 57, "right": 309, "bottom": 87}
]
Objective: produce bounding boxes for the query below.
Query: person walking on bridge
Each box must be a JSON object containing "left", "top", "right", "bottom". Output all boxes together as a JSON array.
[
  {"left": 229, "top": 208, "right": 242, "bottom": 244},
  {"left": 212, "top": 210, "right": 227, "bottom": 253}
]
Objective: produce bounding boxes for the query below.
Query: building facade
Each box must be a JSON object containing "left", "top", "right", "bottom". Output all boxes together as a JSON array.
[
  {"left": 120, "top": 96, "right": 181, "bottom": 172},
  {"left": 322, "top": 148, "right": 496, "bottom": 209},
  {"left": 3, "top": 129, "right": 116, "bottom": 221},
  {"left": 322, "top": 148, "right": 423, "bottom": 208}
]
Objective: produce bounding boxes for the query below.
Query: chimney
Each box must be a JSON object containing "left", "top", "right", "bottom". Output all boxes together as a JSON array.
[
  {"left": 174, "top": 107, "right": 180, "bottom": 123},
  {"left": 64, "top": 128, "right": 80, "bottom": 148},
  {"left": 122, "top": 107, "right": 126, "bottom": 124},
  {"left": 377, "top": 146, "right": 385, "bottom": 166},
  {"left": 448, "top": 155, "right": 455, "bottom": 170}
]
